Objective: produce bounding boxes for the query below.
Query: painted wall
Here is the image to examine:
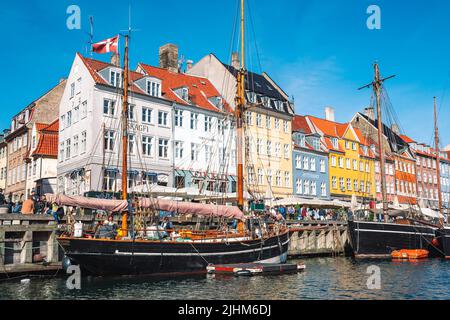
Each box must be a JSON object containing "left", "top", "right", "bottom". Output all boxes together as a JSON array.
[{"left": 292, "top": 149, "right": 329, "bottom": 199}]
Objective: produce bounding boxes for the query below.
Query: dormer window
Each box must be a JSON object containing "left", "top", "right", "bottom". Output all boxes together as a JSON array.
[
  {"left": 274, "top": 100, "right": 283, "bottom": 111},
  {"left": 110, "top": 70, "right": 121, "bottom": 87},
  {"left": 180, "top": 87, "right": 189, "bottom": 101},
  {"left": 312, "top": 138, "right": 320, "bottom": 151},
  {"left": 146, "top": 80, "right": 161, "bottom": 97},
  {"left": 331, "top": 138, "right": 339, "bottom": 149}
]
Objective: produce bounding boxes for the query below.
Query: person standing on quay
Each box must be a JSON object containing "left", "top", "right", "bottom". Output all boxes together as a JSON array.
[{"left": 21, "top": 196, "right": 35, "bottom": 215}]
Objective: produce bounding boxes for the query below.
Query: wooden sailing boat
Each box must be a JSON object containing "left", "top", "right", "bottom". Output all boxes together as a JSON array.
[
  {"left": 347, "top": 64, "right": 440, "bottom": 258},
  {"left": 53, "top": 1, "right": 290, "bottom": 276}
]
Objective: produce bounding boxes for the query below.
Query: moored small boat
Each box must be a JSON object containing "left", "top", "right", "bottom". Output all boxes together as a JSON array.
[{"left": 391, "top": 249, "right": 429, "bottom": 260}]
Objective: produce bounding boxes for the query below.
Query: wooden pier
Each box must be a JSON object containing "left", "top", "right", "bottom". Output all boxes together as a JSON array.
[{"left": 287, "top": 221, "right": 349, "bottom": 257}]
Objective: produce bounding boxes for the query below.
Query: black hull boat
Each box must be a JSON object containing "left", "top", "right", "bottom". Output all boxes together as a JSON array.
[
  {"left": 347, "top": 220, "right": 439, "bottom": 258},
  {"left": 436, "top": 227, "right": 450, "bottom": 259},
  {"left": 58, "top": 231, "right": 290, "bottom": 276}
]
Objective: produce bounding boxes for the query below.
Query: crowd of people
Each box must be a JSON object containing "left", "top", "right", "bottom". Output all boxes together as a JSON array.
[
  {"left": 0, "top": 189, "right": 65, "bottom": 223},
  {"left": 268, "top": 205, "right": 345, "bottom": 221}
]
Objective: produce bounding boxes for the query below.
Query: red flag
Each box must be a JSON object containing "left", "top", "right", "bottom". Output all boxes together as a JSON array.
[{"left": 92, "top": 35, "right": 119, "bottom": 54}]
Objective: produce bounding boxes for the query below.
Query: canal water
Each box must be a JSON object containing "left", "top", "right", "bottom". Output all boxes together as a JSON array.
[{"left": 0, "top": 257, "right": 449, "bottom": 300}]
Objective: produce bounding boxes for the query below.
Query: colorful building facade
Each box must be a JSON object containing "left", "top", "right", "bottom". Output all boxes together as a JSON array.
[{"left": 292, "top": 116, "right": 329, "bottom": 199}]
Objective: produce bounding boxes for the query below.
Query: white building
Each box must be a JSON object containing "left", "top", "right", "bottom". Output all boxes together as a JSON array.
[
  {"left": 0, "top": 131, "right": 8, "bottom": 191},
  {"left": 26, "top": 120, "right": 59, "bottom": 196},
  {"left": 137, "top": 53, "right": 237, "bottom": 194},
  {"left": 57, "top": 53, "right": 174, "bottom": 196}
]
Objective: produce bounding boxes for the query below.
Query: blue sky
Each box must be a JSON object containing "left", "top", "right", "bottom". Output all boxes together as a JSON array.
[{"left": 1, "top": 0, "right": 449, "bottom": 147}]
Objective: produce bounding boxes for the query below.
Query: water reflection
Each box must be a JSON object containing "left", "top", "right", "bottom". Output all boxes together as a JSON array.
[{"left": 1, "top": 258, "right": 449, "bottom": 300}]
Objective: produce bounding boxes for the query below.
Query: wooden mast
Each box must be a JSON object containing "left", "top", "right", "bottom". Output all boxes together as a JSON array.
[
  {"left": 373, "top": 64, "right": 389, "bottom": 222},
  {"left": 359, "top": 63, "right": 395, "bottom": 222},
  {"left": 434, "top": 97, "right": 444, "bottom": 226},
  {"left": 121, "top": 35, "right": 130, "bottom": 236},
  {"left": 236, "top": 0, "right": 246, "bottom": 210}
]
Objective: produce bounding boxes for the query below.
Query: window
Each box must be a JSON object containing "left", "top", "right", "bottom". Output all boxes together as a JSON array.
[
  {"left": 104, "top": 130, "right": 115, "bottom": 151},
  {"left": 66, "top": 111, "right": 72, "bottom": 128},
  {"left": 331, "top": 138, "right": 339, "bottom": 149},
  {"left": 338, "top": 157, "right": 344, "bottom": 168},
  {"left": 110, "top": 70, "right": 121, "bottom": 87},
  {"left": 258, "top": 169, "right": 264, "bottom": 185},
  {"left": 285, "top": 171, "right": 290, "bottom": 188},
  {"left": 275, "top": 143, "right": 281, "bottom": 158},
  {"left": 175, "top": 110, "right": 184, "bottom": 127},
  {"left": 354, "top": 180, "right": 359, "bottom": 192},
  {"left": 267, "top": 170, "right": 272, "bottom": 184},
  {"left": 296, "top": 179, "right": 303, "bottom": 194},
  {"left": 347, "top": 178, "right": 352, "bottom": 191},
  {"left": 284, "top": 121, "right": 289, "bottom": 133},
  {"left": 175, "top": 141, "right": 184, "bottom": 159},
  {"left": 284, "top": 144, "right": 289, "bottom": 159},
  {"left": 276, "top": 171, "right": 282, "bottom": 187},
  {"left": 158, "top": 139, "right": 169, "bottom": 158},
  {"left": 366, "top": 163, "right": 370, "bottom": 173},
  {"left": 321, "top": 183, "right": 327, "bottom": 197},
  {"left": 331, "top": 156, "right": 336, "bottom": 167},
  {"left": 296, "top": 155, "right": 302, "bottom": 169},
  {"left": 124, "top": 105, "right": 134, "bottom": 121},
  {"left": 248, "top": 167, "right": 255, "bottom": 184},
  {"left": 103, "top": 99, "right": 115, "bottom": 116},
  {"left": 310, "top": 158, "right": 316, "bottom": 171},
  {"left": 346, "top": 158, "right": 351, "bottom": 169},
  {"left": 204, "top": 116, "right": 213, "bottom": 132},
  {"left": 81, "top": 101, "right": 88, "bottom": 119},
  {"left": 127, "top": 172, "right": 138, "bottom": 189},
  {"left": 320, "top": 159, "right": 326, "bottom": 173},
  {"left": 311, "top": 181, "right": 317, "bottom": 196},
  {"left": 360, "top": 161, "right": 364, "bottom": 172},
  {"left": 190, "top": 113, "right": 199, "bottom": 130},
  {"left": 142, "top": 136, "right": 154, "bottom": 156},
  {"left": 352, "top": 142, "right": 357, "bottom": 151},
  {"left": 73, "top": 106, "right": 79, "bottom": 123},
  {"left": 339, "top": 178, "right": 345, "bottom": 190},
  {"left": 353, "top": 160, "right": 358, "bottom": 171},
  {"left": 275, "top": 119, "right": 280, "bottom": 130},
  {"left": 158, "top": 111, "right": 169, "bottom": 126},
  {"left": 65, "top": 139, "right": 71, "bottom": 159},
  {"left": 128, "top": 134, "right": 136, "bottom": 154},
  {"left": 267, "top": 141, "right": 272, "bottom": 155},
  {"left": 303, "top": 157, "right": 309, "bottom": 170},
  {"left": 246, "top": 112, "right": 253, "bottom": 126},
  {"left": 256, "top": 114, "right": 262, "bottom": 127},
  {"left": 266, "top": 115, "right": 271, "bottom": 129},
  {"left": 142, "top": 108, "right": 153, "bottom": 124},
  {"left": 103, "top": 170, "right": 116, "bottom": 192},
  {"left": 257, "top": 139, "right": 263, "bottom": 155},
  {"left": 70, "top": 83, "right": 75, "bottom": 98},
  {"left": 191, "top": 143, "right": 199, "bottom": 161},
  {"left": 73, "top": 135, "right": 79, "bottom": 156},
  {"left": 146, "top": 80, "right": 161, "bottom": 97},
  {"left": 360, "top": 181, "right": 365, "bottom": 193},
  {"left": 304, "top": 180, "right": 310, "bottom": 195},
  {"left": 59, "top": 142, "right": 64, "bottom": 163},
  {"left": 81, "top": 131, "right": 87, "bottom": 154},
  {"left": 345, "top": 141, "right": 350, "bottom": 149}
]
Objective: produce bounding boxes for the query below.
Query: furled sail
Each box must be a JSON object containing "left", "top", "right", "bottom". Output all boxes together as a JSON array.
[
  {"left": 46, "top": 194, "right": 129, "bottom": 213},
  {"left": 138, "top": 198, "right": 245, "bottom": 221}
]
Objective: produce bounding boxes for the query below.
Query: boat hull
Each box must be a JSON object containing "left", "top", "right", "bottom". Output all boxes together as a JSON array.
[
  {"left": 436, "top": 228, "right": 450, "bottom": 259},
  {"left": 58, "top": 232, "right": 290, "bottom": 276},
  {"left": 347, "top": 220, "right": 438, "bottom": 258}
]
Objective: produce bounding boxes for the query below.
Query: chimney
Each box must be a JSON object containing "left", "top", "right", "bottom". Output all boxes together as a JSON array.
[
  {"left": 325, "top": 107, "right": 335, "bottom": 122},
  {"left": 186, "top": 60, "right": 194, "bottom": 71},
  {"left": 110, "top": 53, "right": 121, "bottom": 67},
  {"left": 232, "top": 52, "right": 240, "bottom": 70},
  {"left": 391, "top": 124, "right": 400, "bottom": 135},
  {"left": 364, "top": 107, "right": 375, "bottom": 121},
  {"left": 159, "top": 44, "right": 179, "bottom": 73}
]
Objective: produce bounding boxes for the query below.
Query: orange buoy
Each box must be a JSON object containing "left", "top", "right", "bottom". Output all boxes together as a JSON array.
[{"left": 391, "top": 249, "right": 429, "bottom": 260}]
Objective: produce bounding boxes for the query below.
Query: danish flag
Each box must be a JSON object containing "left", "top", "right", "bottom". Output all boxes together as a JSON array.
[{"left": 92, "top": 35, "right": 119, "bottom": 54}]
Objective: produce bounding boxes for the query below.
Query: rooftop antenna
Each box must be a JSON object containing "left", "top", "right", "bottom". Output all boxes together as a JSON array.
[{"left": 87, "top": 16, "right": 94, "bottom": 57}]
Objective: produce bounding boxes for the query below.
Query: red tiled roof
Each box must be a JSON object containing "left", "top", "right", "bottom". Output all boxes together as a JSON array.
[
  {"left": 32, "top": 133, "right": 58, "bottom": 158},
  {"left": 138, "top": 63, "right": 231, "bottom": 114},
  {"left": 400, "top": 134, "right": 416, "bottom": 144},
  {"left": 42, "top": 119, "right": 59, "bottom": 132},
  {"left": 77, "top": 53, "right": 147, "bottom": 96},
  {"left": 307, "top": 116, "right": 350, "bottom": 139},
  {"left": 292, "top": 115, "right": 312, "bottom": 134}
]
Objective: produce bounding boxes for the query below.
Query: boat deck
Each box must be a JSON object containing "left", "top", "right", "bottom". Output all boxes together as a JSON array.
[{"left": 207, "top": 263, "right": 305, "bottom": 276}]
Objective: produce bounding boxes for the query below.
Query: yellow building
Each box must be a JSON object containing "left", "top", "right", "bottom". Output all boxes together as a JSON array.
[
  {"left": 307, "top": 115, "right": 376, "bottom": 201},
  {"left": 188, "top": 54, "right": 295, "bottom": 201}
]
